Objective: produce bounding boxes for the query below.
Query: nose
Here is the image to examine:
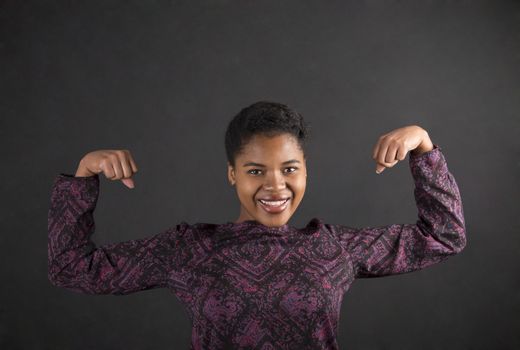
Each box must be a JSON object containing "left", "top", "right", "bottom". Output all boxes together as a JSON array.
[{"left": 263, "top": 170, "right": 286, "bottom": 191}]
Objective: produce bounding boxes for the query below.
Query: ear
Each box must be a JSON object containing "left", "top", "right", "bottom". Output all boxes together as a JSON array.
[{"left": 227, "top": 162, "right": 236, "bottom": 185}]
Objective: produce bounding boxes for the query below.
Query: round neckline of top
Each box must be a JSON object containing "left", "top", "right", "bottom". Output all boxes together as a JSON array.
[
  {"left": 192, "top": 217, "right": 322, "bottom": 234},
  {"left": 223, "top": 220, "right": 291, "bottom": 231}
]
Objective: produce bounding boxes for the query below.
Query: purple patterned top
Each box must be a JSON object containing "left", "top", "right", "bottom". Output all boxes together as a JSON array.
[{"left": 48, "top": 144, "right": 466, "bottom": 350}]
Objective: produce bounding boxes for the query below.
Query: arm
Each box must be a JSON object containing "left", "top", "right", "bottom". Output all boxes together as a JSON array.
[
  {"left": 327, "top": 144, "right": 466, "bottom": 278},
  {"left": 47, "top": 173, "right": 191, "bottom": 295}
]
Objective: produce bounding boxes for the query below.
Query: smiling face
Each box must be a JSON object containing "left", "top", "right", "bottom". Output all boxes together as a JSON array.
[{"left": 227, "top": 133, "right": 307, "bottom": 227}]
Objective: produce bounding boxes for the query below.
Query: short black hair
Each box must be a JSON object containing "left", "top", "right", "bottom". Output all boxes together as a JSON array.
[{"left": 225, "top": 101, "right": 310, "bottom": 167}]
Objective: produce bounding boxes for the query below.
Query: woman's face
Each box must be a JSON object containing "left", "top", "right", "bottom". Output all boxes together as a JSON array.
[{"left": 227, "top": 133, "right": 307, "bottom": 227}]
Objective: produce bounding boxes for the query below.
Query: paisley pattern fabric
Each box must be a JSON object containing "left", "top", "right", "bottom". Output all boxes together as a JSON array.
[{"left": 48, "top": 144, "right": 466, "bottom": 349}]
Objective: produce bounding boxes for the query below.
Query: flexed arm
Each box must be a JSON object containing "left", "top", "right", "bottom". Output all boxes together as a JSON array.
[
  {"left": 47, "top": 150, "right": 191, "bottom": 295},
  {"left": 328, "top": 126, "right": 466, "bottom": 278}
]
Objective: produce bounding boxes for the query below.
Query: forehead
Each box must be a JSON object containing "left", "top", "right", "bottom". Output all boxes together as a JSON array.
[{"left": 238, "top": 134, "right": 303, "bottom": 161}]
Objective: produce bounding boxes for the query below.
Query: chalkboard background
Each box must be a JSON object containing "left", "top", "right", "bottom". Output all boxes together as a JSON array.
[{"left": 1, "top": 1, "right": 518, "bottom": 349}]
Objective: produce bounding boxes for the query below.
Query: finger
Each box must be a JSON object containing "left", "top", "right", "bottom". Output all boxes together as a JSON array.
[
  {"left": 376, "top": 141, "right": 390, "bottom": 167},
  {"left": 100, "top": 160, "right": 115, "bottom": 179},
  {"left": 127, "top": 152, "right": 138, "bottom": 173},
  {"left": 119, "top": 154, "right": 133, "bottom": 179},
  {"left": 110, "top": 154, "right": 124, "bottom": 179},
  {"left": 375, "top": 159, "right": 398, "bottom": 174},
  {"left": 376, "top": 141, "right": 401, "bottom": 173},
  {"left": 372, "top": 140, "right": 381, "bottom": 160},
  {"left": 396, "top": 145, "right": 408, "bottom": 161},
  {"left": 376, "top": 158, "right": 399, "bottom": 167},
  {"left": 374, "top": 140, "right": 387, "bottom": 173},
  {"left": 385, "top": 143, "right": 399, "bottom": 164},
  {"left": 121, "top": 178, "right": 135, "bottom": 189}
]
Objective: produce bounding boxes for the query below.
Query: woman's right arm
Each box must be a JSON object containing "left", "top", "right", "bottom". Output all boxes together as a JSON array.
[
  {"left": 47, "top": 173, "right": 191, "bottom": 295},
  {"left": 48, "top": 150, "right": 193, "bottom": 296}
]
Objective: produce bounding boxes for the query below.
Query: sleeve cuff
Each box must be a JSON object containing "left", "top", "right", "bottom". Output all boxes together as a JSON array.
[
  {"left": 52, "top": 173, "right": 100, "bottom": 203},
  {"left": 58, "top": 173, "right": 99, "bottom": 179},
  {"left": 410, "top": 143, "right": 441, "bottom": 158},
  {"left": 408, "top": 144, "right": 447, "bottom": 179}
]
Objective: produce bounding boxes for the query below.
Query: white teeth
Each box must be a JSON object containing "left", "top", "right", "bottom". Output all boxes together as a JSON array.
[{"left": 260, "top": 199, "right": 288, "bottom": 206}]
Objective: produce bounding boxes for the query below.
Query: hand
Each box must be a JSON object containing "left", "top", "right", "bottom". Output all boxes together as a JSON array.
[
  {"left": 372, "top": 125, "right": 433, "bottom": 174},
  {"left": 75, "top": 149, "right": 139, "bottom": 189}
]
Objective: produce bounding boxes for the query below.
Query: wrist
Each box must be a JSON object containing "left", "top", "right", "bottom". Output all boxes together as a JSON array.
[
  {"left": 75, "top": 160, "right": 95, "bottom": 177},
  {"left": 411, "top": 131, "right": 434, "bottom": 156}
]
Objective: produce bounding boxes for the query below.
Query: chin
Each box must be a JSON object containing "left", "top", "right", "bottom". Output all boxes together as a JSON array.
[{"left": 261, "top": 213, "right": 292, "bottom": 225}]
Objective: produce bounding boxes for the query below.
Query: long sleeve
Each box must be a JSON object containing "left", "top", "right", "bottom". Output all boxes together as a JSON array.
[
  {"left": 327, "top": 144, "right": 466, "bottom": 279},
  {"left": 47, "top": 173, "right": 190, "bottom": 295}
]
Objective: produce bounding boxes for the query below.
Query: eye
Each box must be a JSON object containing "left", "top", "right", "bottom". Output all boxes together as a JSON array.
[
  {"left": 247, "top": 169, "right": 262, "bottom": 175},
  {"left": 285, "top": 167, "right": 298, "bottom": 173}
]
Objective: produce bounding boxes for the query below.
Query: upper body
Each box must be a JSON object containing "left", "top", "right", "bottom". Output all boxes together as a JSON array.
[{"left": 48, "top": 141, "right": 466, "bottom": 350}]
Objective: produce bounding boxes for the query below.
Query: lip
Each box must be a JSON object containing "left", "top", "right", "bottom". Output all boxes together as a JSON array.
[
  {"left": 258, "top": 195, "right": 291, "bottom": 201},
  {"left": 257, "top": 197, "right": 291, "bottom": 213}
]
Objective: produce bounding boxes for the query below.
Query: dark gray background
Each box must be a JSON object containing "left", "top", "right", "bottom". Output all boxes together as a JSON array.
[{"left": 1, "top": 0, "right": 519, "bottom": 349}]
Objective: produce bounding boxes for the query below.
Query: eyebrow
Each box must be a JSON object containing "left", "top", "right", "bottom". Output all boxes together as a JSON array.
[{"left": 242, "top": 159, "right": 301, "bottom": 167}]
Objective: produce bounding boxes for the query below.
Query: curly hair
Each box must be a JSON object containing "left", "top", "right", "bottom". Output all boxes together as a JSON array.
[{"left": 225, "top": 101, "right": 311, "bottom": 167}]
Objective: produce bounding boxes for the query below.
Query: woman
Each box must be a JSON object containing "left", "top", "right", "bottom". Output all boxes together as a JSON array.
[{"left": 48, "top": 101, "right": 466, "bottom": 349}]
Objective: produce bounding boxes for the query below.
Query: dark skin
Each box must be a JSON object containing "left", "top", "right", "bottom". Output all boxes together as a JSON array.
[
  {"left": 227, "top": 125, "right": 433, "bottom": 227},
  {"left": 227, "top": 133, "right": 307, "bottom": 228},
  {"left": 74, "top": 126, "right": 433, "bottom": 228}
]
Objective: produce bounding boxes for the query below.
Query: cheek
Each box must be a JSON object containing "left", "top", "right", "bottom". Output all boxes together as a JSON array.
[
  {"left": 237, "top": 191, "right": 255, "bottom": 208},
  {"left": 291, "top": 177, "right": 306, "bottom": 197},
  {"left": 237, "top": 180, "right": 259, "bottom": 198}
]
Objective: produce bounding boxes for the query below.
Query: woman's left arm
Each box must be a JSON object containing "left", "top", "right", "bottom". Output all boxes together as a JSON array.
[{"left": 327, "top": 126, "right": 467, "bottom": 278}]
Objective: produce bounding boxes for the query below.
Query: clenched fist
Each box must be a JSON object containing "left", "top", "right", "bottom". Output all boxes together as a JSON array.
[
  {"left": 75, "top": 149, "right": 138, "bottom": 189},
  {"left": 372, "top": 125, "right": 434, "bottom": 174}
]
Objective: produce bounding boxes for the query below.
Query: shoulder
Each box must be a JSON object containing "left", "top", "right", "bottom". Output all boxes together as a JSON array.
[{"left": 307, "top": 218, "right": 359, "bottom": 237}]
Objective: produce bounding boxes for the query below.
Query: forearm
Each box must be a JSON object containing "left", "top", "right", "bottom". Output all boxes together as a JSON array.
[{"left": 410, "top": 145, "right": 467, "bottom": 252}]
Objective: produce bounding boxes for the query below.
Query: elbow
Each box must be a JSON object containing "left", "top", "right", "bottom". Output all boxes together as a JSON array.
[
  {"left": 48, "top": 274, "right": 56, "bottom": 286},
  {"left": 48, "top": 262, "right": 59, "bottom": 287},
  {"left": 47, "top": 262, "right": 72, "bottom": 289},
  {"left": 454, "top": 236, "right": 467, "bottom": 254},
  {"left": 47, "top": 271, "right": 101, "bottom": 295},
  {"left": 48, "top": 274, "right": 65, "bottom": 289},
  {"left": 48, "top": 262, "right": 111, "bottom": 295},
  {"left": 48, "top": 268, "right": 64, "bottom": 288},
  {"left": 447, "top": 228, "right": 467, "bottom": 254},
  {"left": 431, "top": 227, "right": 466, "bottom": 255}
]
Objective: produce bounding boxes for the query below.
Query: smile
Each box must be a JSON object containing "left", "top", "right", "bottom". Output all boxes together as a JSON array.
[{"left": 258, "top": 198, "right": 290, "bottom": 213}]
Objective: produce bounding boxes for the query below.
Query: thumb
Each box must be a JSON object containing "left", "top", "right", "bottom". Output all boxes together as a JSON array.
[
  {"left": 121, "top": 178, "right": 135, "bottom": 189},
  {"left": 375, "top": 165, "right": 385, "bottom": 174}
]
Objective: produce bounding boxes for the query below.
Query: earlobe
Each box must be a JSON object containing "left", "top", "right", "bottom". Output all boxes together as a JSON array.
[{"left": 228, "top": 165, "right": 236, "bottom": 186}]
